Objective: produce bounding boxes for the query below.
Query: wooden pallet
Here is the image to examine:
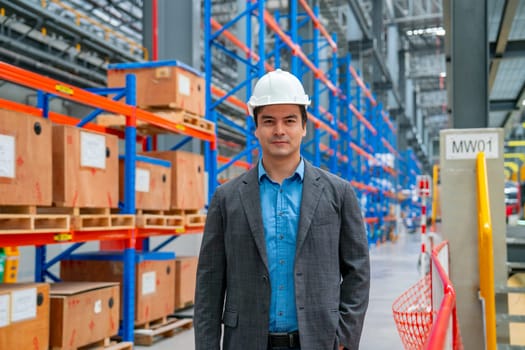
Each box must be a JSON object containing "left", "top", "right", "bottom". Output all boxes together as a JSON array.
[
  {"left": 98, "top": 109, "right": 215, "bottom": 136},
  {"left": 60, "top": 338, "right": 133, "bottom": 350},
  {"left": 164, "top": 209, "right": 206, "bottom": 228},
  {"left": 135, "top": 209, "right": 185, "bottom": 230},
  {"left": 134, "top": 317, "right": 193, "bottom": 346},
  {"left": 37, "top": 207, "right": 135, "bottom": 231},
  {"left": 0, "top": 205, "right": 70, "bottom": 233}
]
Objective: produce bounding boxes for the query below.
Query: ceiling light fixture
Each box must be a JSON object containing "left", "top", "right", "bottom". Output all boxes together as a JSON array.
[{"left": 406, "top": 27, "right": 445, "bottom": 37}]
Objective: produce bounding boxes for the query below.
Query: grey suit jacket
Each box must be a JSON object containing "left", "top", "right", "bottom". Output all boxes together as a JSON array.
[{"left": 194, "top": 161, "right": 370, "bottom": 350}]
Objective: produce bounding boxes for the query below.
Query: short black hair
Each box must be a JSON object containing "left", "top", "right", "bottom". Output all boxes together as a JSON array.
[{"left": 253, "top": 105, "right": 308, "bottom": 128}]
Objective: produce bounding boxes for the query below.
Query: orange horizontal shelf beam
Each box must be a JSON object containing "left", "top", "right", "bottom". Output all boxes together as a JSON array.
[
  {"left": 308, "top": 112, "right": 338, "bottom": 138},
  {"left": 0, "top": 97, "right": 130, "bottom": 140},
  {"left": 319, "top": 143, "right": 348, "bottom": 163},
  {"left": 137, "top": 227, "right": 203, "bottom": 238},
  {"left": 298, "top": 0, "right": 337, "bottom": 51},
  {"left": 364, "top": 217, "right": 379, "bottom": 224},
  {"left": 211, "top": 18, "right": 274, "bottom": 72},
  {"left": 217, "top": 155, "right": 252, "bottom": 170},
  {"left": 351, "top": 180, "right": 379, "bottom": 193},
  {"left": 349, "top": 103, "right": 377, "bottom": 135},
  {"left": 350, "top": 142, "right": 375, "bottom": 163},
  {"left": 382, "top": 111, "right": 396, "bottom": 134},
  {"left": 211, "top": 85, "right": 248, "bottom": 113},
  {"left": 0, "top": 229, "right": 131, "bottom": 246},
  {"left": 381, "top": 137, "right": 401, "bottom": 159},
  {"left": 349, "top": 66, "right": 377, "bottom": 106},
  {"left": 262, "top": 9, "right": 338, "bottom": 95},
  {"left": 0, "top": 62, "right": 214, "bottom": 143}
]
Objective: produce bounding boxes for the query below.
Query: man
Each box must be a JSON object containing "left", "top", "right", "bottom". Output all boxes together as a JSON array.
[{"left": 194, "top": 69, "right": 370, "bottom": 350}]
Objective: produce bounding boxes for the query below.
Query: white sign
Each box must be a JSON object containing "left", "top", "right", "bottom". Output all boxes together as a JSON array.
[
  {"left": 141, "top": 271, "right": 156, "bottom": 295},
  {"left": 80, "top": 131, "right": 106, "bottom": 169},
  {"left": 0, "top": 134, "right": 15, "bottom": 178},
  {"left": 11, "top": 288, "right": 36, "bottom": 322},
  {"left": 445, "top": 133, "right": 499, "bottom": 160},
  {"left": 136, "top": 168, "right": 151, "bottom": 193},
  {"left": 0, "top": 294, "right": 9, "bottom": 327},
  {"left": 178, "top": 74, "right": 191, "bottom": 96},
  {"left": 94, "top": 299, "right": 102, "bottom": 314}
]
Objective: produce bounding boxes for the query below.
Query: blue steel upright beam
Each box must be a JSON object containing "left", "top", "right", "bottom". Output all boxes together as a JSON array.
[
  {"left": 204, "top": 0, "right": 217, "bottom": 203},
  {"left": 122, "top": 73, "right": 137, "bottom": 342},
  {"left": 329, "top": 32, "right": 338, "bottom": 174},
  {"left": 312, "top": 5, "right": 321, "bottom": 167}
]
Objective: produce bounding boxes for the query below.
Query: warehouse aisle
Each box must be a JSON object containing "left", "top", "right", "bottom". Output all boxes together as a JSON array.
[{"left": 137, "top": 228, "right": 421, "bottom": 350}]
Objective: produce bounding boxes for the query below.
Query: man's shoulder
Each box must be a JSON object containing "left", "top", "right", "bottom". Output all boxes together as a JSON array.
[{"left": 215, "top": 170, "right": 252, "bottom": 192}]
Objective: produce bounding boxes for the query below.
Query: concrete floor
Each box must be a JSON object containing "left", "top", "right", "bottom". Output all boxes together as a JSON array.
[{"left": 136, "top": 229, "right": 421, "bottom": 350}]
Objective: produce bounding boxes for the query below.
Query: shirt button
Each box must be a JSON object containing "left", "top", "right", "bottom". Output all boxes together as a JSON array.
[
  {"left": 279, "top": 235, "right": 284, "bottom": 240},
  {"left": 279, "top": 189, "right": 283, "bottom": 193},
  {"left": 278, "top": 311, "right": 283, "bottom": 316},
  {"left": 279, "top": 285, "right": 284, "bottom": 290},
  {"left": 279, "top": 259, "right": 285, "bottom": 265}
]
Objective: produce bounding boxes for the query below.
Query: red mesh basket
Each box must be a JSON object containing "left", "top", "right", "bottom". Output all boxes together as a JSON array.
[{"left": 392, "top": 274, "right": 435, "bottom": 349}]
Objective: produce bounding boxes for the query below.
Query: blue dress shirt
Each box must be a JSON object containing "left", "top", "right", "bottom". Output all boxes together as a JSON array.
[{"left": 258, "top": 159, "right": 304, "bottom": 333}]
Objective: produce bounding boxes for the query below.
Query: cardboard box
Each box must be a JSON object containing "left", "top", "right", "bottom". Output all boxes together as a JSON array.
[
  {"left": 52, "top": 125, "right": 119, "bottom": 208},
  {"left": 174, "top": 256, "right": 198, "bottom": 310},
  {"left": 0, "top": 282, "right": 49, "bottom": 350},
  {"left": 144, "top": 150, "right": 205, "bottom": 210},
  {"left": 0, "top": 109, "right": 52, "bottom": 206},
  {"left": 50, "top": 282, "right": 120, "bottom": 349},
  {"left": 60, "top": 251, "right": 175, "bottom": 325},
  {"left": 107, "top": 61, "right": 205, "bottom": 116},
  {"left": 119, "top": 156, "right": 172, "bottom": 211}
]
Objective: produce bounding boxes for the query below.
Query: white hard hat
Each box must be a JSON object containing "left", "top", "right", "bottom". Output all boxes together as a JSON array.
[{"left": 247, "top": 69, "right": 311, "bottom": 117}]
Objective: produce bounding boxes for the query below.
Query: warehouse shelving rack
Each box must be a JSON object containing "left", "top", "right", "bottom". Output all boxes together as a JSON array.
[
  {"left": 204, "top": 0, "right": 401, "bottom": 244},
  {"left": 0, "top": 61, "right": 215, "bottom": 342}
]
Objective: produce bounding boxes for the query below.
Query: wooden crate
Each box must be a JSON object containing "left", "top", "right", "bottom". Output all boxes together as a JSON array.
[
  {"left": 119, "top": 156, "right": 171, "bottom": 211},
  {"left": 60, "top": 251, "right": 175, "bottom": 325},
  {"left": 0, "top": 283, "right": 50, "bottom": 350},
  {"left": 49, "top": 282, "right": 120, "bottom": 350},
  {"left": 0, "top": 109, "right": 52, "bottom": 206},
  {"left": 174, "top": 256, "right": 198, "bottom": 310},
  {"left": 144, "top": 151, "right": 205, "bottom": 210},
  {"left": 52, "top": 125, "right": 119, "bottom": 208},
  {"left": 107, "top": 61, "right": 205, "bottom": 117}
]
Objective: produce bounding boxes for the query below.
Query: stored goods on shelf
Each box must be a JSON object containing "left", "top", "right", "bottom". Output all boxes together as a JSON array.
[
  {"left": 145, "top": 150, "right": 205, "bottom": 211},
  {"left": 49, "top": 282, "right": 120, "bottom": 349},
  {"left": 60, "top": 251, "right": 175, "bottom": 325},
  {"left": 0, "top": 248, "right": 5, "bottom": 282},
  {"left": 107, "top": 61, "right": 205, "bottom": 117},
  {"left": 0, "top": 282, "right": 50, "bottom": 349},
  {"left": 174, "top": 256, "right": 198, "bottom": 310},
  {"left": 119, "top": 156, "right": 172, "bottom": 211},
  {"left": 52, "top": 124, "right": 119, "bottom": 208},
  {"left": 0, "top": 109, "right": 52, "bottom": 206}
]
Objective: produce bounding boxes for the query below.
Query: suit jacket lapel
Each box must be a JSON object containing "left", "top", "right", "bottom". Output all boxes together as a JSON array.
[
  {"left": 239, "top": 165, "right": 269, "bottom": 271},
  {"left": 296, "top": 161, "right": 324, "bottom": 256}
]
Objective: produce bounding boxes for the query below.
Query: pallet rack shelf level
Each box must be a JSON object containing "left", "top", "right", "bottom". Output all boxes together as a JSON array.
[{"left": 0, "top": 62, "right": 215, "bottom": 343}]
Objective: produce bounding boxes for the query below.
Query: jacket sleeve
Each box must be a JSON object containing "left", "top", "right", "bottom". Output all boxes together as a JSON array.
[
  {"left": 194, "top": 189, "right": 227, "bottom": 350},
  {"left": 338, "top": 183, "right": 371, "bottom": 349}
]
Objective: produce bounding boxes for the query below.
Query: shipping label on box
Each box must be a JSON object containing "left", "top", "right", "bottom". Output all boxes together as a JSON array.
[
  {"left": 136, "top": 168, "right": 151, "bottom": 193},
  {"left": 11, "top": 287, "right": 37, "bottom": 322},
  {"left": 0, "top": 294, "right": 9, "bottom": 327},
  {"left": 80, "top": 131, "right": 106, "bottom": 169},
  {"left": 0, "top": 134, "right": 15, "bottom": 178},
  {"left": 141, "top": 271, "right": 156, "bottom": 295}
]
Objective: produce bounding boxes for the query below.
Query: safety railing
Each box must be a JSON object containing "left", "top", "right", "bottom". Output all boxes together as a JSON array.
[
  {"left": 424, "top": 241, "right": 463, "bottom": 350},
  {"left": 475, "top": 152, "right": 497, "bottom": 350}
]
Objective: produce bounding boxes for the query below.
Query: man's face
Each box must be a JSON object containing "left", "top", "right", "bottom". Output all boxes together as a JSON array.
[{"left": 254, "top": 104, "right": 306, "bottom": 161}]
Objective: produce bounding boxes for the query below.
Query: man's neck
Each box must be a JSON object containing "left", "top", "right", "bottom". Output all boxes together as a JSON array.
[{"left": 261, "top": 156, "right": 301, "bottom": 184}]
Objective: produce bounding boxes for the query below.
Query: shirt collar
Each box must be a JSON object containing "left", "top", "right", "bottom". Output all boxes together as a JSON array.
[{"left": 258, "top": 158, "right": 304, "bottom": 183}]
